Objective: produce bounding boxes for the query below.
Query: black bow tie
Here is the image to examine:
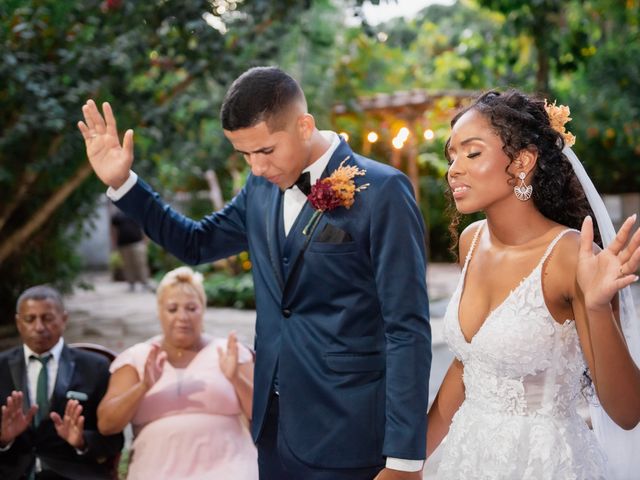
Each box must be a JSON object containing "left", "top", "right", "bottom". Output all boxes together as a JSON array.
[{"left": 289, "top": 171, "right": 311, "bottom": 196}]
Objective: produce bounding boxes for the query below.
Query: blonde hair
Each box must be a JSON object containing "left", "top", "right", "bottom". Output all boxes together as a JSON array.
[{"left": 156, "top": 266, "right": 206, "bottom": 307}]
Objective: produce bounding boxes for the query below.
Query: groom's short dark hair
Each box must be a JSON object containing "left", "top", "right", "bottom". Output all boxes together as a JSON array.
[{"left": 221, "top": 66, "right": 306, "bottom": 132}]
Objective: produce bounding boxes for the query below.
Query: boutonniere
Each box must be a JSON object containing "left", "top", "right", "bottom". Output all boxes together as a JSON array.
[{"left": 303, "top": 156, "right": 370, "bottom": 236}]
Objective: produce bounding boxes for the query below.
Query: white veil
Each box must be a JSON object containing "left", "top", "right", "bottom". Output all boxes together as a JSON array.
[{"left": 563, "top": 146, "right": 640, "bottom": 480}]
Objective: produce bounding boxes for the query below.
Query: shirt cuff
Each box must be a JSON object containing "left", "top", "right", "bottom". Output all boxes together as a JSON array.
[
  {"left": 385, "top": 457, "right": 424, "bottom": 472},
  {"left": 0, "top": 440, "right": 14, "bottom": 452},
  {"left": 106, "top": 171, "right": 138, "bottom": 201}
]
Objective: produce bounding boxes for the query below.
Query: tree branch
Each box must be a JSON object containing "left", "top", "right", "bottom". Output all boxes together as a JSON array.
[
  {"left": 0, "top": 168, "right": 39, "bottom": 233},
  {"left": 0, "top": 162, "right": 94, "bottom": 265},
  {"left": 0, "top": 135, "right": 64, "bottom": 233}
]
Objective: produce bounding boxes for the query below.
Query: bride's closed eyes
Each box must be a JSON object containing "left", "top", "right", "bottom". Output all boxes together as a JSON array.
[{"left": 446, "top": 150, "right": 482, "bottom": 166}]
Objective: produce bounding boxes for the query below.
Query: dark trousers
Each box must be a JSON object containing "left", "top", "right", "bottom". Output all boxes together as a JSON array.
[{"left": 257, "top": 394, "right": 384, "bottom": 480}]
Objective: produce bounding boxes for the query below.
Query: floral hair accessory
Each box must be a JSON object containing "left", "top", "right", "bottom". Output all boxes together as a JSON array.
[
  {"left": 544, "top": 99, "right": 576, "bottom": 147},
  {"left": 302, "top": 156, "right": 369, "bottom": 235}
]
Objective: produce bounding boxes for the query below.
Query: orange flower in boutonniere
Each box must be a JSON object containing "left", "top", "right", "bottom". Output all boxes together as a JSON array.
[{"left": 303, "top": 156, "right": 369, "bottom": 236}]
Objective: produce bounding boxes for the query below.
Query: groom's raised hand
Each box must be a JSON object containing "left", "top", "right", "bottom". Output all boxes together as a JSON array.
[{"left": 78, "top": 100, "right": 134, "bottom": 189}]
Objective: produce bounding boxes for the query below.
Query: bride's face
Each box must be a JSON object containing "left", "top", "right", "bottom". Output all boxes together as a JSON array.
[{"left": 446, "top": 109, "right": 516, "bottom": 214}]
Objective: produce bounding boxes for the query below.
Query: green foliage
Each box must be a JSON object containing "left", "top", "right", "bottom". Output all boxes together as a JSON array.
[
  {"left": 561, "top": 36, "right": 640, "bottom": 193},
  {"left": 147, "top": 242, "right": 182, "bottom": 276},
  {"left": 554, "top": 2, "right": 640, "bottom": 193},
  {"left": 333, "top": 0, "right": 640, "bottom": 258},
  {"left": 2, "top": 0, "right": 638, "bottom": 318},
  {"left": 203, "top": 271, "right": 255, "bottom": 309},
  {"left": 334, "top": 2, "right": 533, "bottom": 97},
  {"left": 0, "top": 0, "right": 331, "bottom": 323}
]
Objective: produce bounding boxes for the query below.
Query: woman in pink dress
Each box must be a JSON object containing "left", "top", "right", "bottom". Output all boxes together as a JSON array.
[{"left": 97, "top": 266, "right": 258, "bottom": 479}]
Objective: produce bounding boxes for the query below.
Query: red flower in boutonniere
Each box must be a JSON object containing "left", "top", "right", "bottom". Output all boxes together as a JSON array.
[{"left": 303, "top": 157, "right": 369, "bottom": 235}]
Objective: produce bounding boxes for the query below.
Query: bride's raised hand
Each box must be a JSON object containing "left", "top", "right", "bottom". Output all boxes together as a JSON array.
[
  {"left": 77, "top": 100, "right": 134, "bottom": 189},
  {"left": 577, "top": 214, "right": 640, "bottom": 311}
]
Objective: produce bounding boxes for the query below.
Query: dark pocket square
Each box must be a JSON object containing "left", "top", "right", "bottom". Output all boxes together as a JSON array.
[{"left": 315, "top": 223, "right": 353, "bottom": 243}]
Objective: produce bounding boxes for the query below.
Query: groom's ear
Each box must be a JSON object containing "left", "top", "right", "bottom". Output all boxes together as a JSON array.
[{"left": 297, "top": 113, "right": 315, "bottom": 141}]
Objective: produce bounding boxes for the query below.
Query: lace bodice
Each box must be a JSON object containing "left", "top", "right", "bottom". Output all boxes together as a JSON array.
[
  {"left": 437, "top": 222, "right": 606, "bottom": 479},
  {"left": 444, "top": 223, "right": 586, "bottom": 417}
]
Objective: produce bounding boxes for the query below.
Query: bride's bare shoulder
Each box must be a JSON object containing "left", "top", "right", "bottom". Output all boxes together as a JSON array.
[
  {"left": 545, "top": 228, "right": 584, "bottom": 280},
  {"left": 457, "top": 220, "right": 485, "bottom": 265}
]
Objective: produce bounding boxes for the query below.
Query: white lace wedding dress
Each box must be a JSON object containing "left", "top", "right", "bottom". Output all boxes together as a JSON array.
[{"left": 437, "top": 223, "right": 607, "bottom": 479}]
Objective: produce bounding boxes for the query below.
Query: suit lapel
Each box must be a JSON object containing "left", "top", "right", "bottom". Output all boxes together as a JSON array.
[
  {"left": 8, "top": 348, "right": 29, "bottom": 410},
  {"left": 281, "top": 201, "right": 314, "bottom": 279},
  {"left": 51, "top": 345, "right": 75, "bottom": 411},
  {"left": 265, "top": 187, "right": 285, "bottom": 293},
  {"left": 282, "top": 140, "right": 354, "bottom": 288}
]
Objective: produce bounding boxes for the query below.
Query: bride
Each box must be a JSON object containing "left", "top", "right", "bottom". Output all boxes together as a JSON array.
[{"left": 427, "top": 90, "right": 640, "bottom": 479}]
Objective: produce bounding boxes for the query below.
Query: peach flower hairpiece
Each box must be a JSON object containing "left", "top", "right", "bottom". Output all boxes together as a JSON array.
[{"left": 544, "top": 100, "right": 576, "bottom": 148}]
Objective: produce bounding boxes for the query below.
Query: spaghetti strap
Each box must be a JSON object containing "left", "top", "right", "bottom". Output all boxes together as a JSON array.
[
  {"left": 462, "top": 221, "right": 485, "bottom": 272},
  {"left": 538, "top": 228, "right": 579, "bottom": 267}
]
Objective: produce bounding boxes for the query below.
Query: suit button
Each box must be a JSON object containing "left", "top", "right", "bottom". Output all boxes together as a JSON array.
[{"left": 282, "top": 309, "right": 292, "bottom": 318}]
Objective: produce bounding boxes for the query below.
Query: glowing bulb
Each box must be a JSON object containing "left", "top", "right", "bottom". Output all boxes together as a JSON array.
[
  {"left": 397, "top": 127, "right": 409, "bottom": 141},
  {"left": 392, "top": 137, "right": 404, "bottom": 150},
  {"left": 423, "top": 129, "right": 435, "bottom": 141},
  {"left": 367, "top": 131, "right": 379, "bottom": 143},
  {"left": 339, "top": 132, "right": 350, "bottom": 142}
]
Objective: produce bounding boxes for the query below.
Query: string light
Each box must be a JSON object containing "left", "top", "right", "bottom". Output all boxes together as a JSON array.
[
  {"left": 367, "top": 131, "right": 379, "bottom": 143},
  {"left": 397, "top": 127, "right": 410, "bottom": 142},
  {"left": 392, "top": 137, "right": 405, "bottom": 150}
]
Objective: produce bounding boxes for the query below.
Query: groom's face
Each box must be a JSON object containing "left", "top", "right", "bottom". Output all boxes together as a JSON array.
[{"left": 224, "top": 115, "right": 313, "bottom": 191}]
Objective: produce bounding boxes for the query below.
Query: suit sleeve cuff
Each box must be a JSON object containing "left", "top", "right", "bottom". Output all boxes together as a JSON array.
[
  {"left": 0, "top": 440, "right": 14, "bottom": 452},
  {"left": 385, "top": 457, "right": 424, "bottom": 472},
  {"left": 106, "top": 171, "right": 138, "bottom": 201}
]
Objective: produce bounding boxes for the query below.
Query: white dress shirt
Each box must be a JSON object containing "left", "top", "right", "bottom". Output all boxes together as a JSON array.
[
  {"left": 283, "top": 130, "right": 339, "bottom": 235},
  {"left": 23, "top": 337, "right": 64, "bottom": 406}
]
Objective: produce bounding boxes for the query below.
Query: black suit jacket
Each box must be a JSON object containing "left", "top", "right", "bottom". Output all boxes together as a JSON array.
[{"left": 0, "top": 344, "right": 124, "bottom": 480}]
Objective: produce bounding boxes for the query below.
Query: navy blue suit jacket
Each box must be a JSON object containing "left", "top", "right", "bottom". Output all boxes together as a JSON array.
[
  {"left": 0, "top": 345, "right": 124, "bottom": 480},
  {"left": 116, "top": 139, "right": 431, "bottom": 468}
]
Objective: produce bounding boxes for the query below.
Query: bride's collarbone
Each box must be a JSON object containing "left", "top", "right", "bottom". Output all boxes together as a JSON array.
[{"left": 459, "top": 253, "right": 573, "bottom": 336}]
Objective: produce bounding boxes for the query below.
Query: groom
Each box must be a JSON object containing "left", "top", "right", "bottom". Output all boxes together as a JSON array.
[{"left": 79, "top": 66, "right": 431, "bottom": 479}]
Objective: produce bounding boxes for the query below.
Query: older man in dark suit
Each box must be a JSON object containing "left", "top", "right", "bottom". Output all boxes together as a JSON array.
[{"left": 0, "top": 286, "right": 123, "bottom": 480}]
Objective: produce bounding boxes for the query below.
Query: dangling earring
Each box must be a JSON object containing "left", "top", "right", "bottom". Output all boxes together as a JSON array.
[{"left": 514, "top": 172, "right": 532, "bottom": 201}]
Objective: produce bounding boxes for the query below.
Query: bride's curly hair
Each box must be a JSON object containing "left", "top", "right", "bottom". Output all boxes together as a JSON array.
[{"left": 444, "top": 89, "right": 601, "bottom": 257}]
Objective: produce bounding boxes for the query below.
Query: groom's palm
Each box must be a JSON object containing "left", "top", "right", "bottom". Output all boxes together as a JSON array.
[{"left": 78, "top": 100, "right": 133, "bottom": 188}]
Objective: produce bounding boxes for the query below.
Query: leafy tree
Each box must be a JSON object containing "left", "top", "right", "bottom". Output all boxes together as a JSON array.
[
  {"left": 332, "top": 0, "right": 640, "bottom": 258},
  {"left": 555, "top": 1, "right": 640, "bottom": 193},
  {"left": 0, "top": 0, "right": 348, "bottom": 322}
]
